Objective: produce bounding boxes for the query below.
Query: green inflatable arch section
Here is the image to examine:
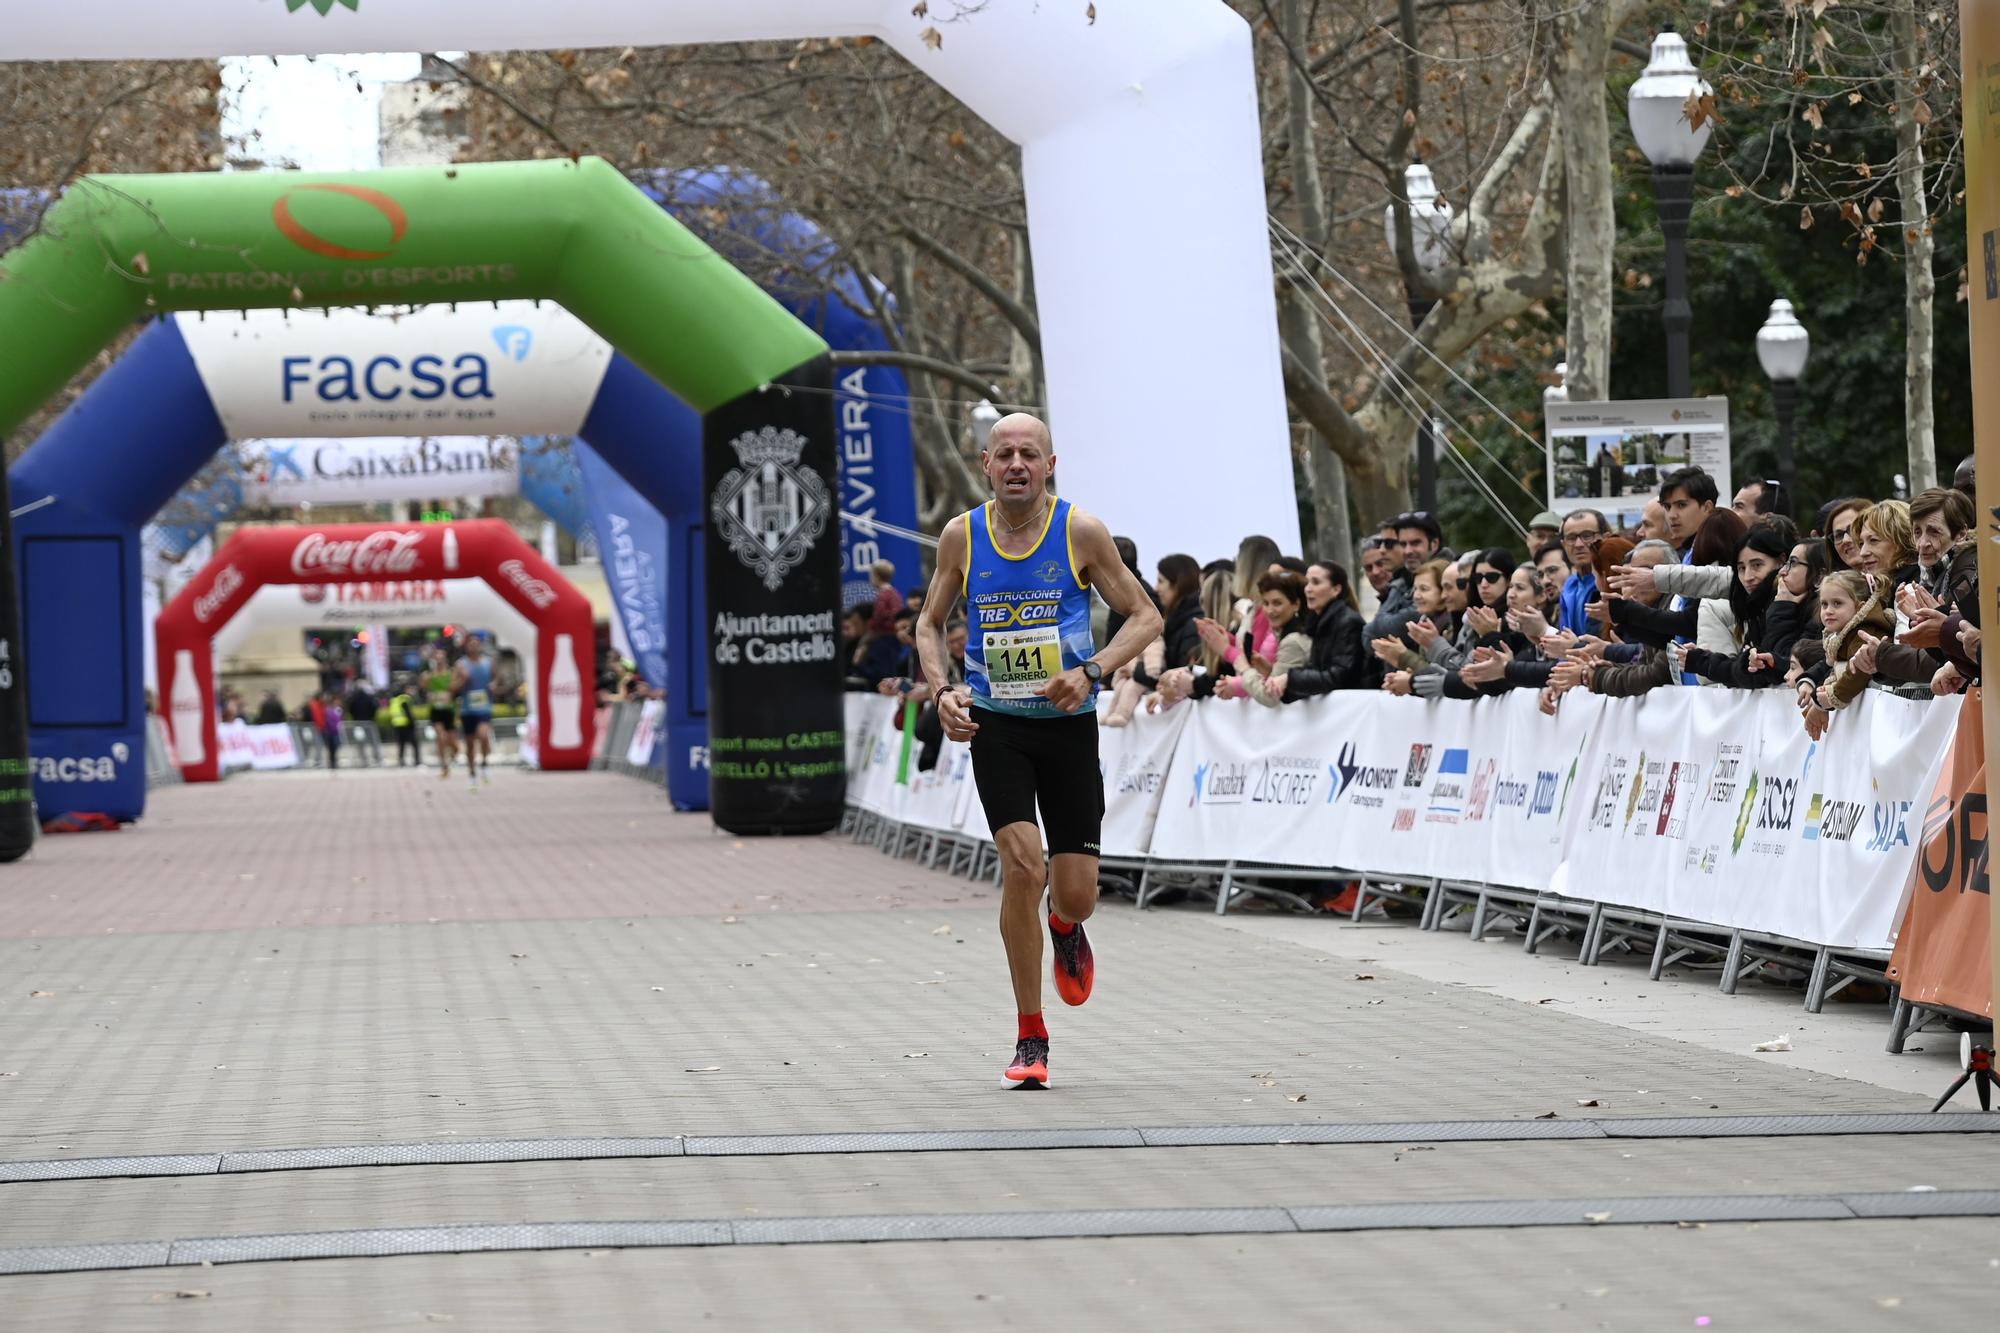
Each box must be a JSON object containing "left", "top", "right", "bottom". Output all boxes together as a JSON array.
[{"left": 0, "top": 157, "right": 827, "bottom": 436}]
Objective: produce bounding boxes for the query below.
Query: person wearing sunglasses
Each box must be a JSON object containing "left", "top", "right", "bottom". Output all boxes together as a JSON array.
[{"left": 1406, "top": 548, "right": 1525, "bottom": 699}]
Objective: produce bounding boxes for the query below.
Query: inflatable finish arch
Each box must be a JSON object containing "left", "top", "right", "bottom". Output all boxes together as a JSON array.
[
  {"left": 7, "top": 1, "right": 1299, "bottom": 563},
  {"left": 159, "top": 520, "right": 593, "bottom": 782},
  {"left": 12, "top": 291, "right": 914, "bottom": 819},
  {"left": 0, "top": 160, "right": 848, "bottom": 835}
]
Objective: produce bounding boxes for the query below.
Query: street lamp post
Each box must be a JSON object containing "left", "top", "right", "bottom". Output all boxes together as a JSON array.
[
  {"left": 1755, "top": 299, "right": 1809, "bottom": 501},
  {"left": 1384, "top": 161, "right": 1453, "bottom": 511},
  {"left": 1627, "top": 26, "right": 1713, "bottom": 400}
]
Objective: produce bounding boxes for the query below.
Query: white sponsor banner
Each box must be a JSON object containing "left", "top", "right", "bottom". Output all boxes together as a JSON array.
[
  {"left": 1099, "top": 705, "right": 1190, "bottom": 859},
  {"left": 178, "top": 301, "right": 612, "bottom": 439},
  {"left": 217, "top": 721, "right": 300, "bottom": 773},
  {"left": 627, "top": 699, "right": 665, "bottom": 767},
  {"left": 240, "top": 436, "right": 522, "bottom": 506},
  {"left": 1551, "top": 689, "right": 1954, "bottom": 949},
  {"left": 848, "top": 687, "right": 1956, "bottom": 952}
]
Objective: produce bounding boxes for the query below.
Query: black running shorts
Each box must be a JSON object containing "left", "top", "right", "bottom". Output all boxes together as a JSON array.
[
  {"left": 431, "top": 706, "right": 457, "bottom": 732},
  {"left": 968, "top": 707, "right": 1103, "bottom": 856}
]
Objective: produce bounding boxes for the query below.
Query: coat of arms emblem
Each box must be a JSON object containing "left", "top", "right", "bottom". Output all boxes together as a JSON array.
[{"left": 711, "top": 426, "right": 829, "bottom": 590}]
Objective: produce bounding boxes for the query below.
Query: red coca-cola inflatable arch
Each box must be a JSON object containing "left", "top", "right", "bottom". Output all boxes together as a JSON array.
[{"left": 158, "top": 519, "right": 595, "bottom": 781}]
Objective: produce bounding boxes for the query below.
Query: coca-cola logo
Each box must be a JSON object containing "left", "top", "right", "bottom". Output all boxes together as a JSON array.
[
  {"left": 498, "top": 558, "right": 558, "bottom": 609},
  {"left": 300, "top": 584, "right": 328, "bottom": 604},
  {"left": 194, "top": 564, "right": 245, "bottom": 623},
  {"left": 292, "top": 530, "right": 424, "bottom": 578}
]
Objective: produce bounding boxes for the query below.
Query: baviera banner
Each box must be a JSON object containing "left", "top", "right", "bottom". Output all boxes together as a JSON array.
[
  {"left": 1887, "top": 687, "right": 1992, "bottom": 1017},
  {"left": 847, "top": 686, "right": 1961, "bottom": 954},
  {"left": 575, "top": 440, "right": 670, "bottom": 690}
]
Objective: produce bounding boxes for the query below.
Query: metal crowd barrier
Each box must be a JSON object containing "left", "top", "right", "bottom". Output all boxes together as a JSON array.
[{"left": 842, "top": 800, "right": 1934, "bottom": 1046}]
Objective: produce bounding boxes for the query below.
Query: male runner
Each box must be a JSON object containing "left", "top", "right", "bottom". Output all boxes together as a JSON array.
[
  {"left": 424, "top": 647, "right": 460, "bottom": 780},
  {"left": 453, "top": 636, "right": 497, "bottom": 786},
  {"left": 915, "top": 413, "right": 1162, "bottom": 1089}
]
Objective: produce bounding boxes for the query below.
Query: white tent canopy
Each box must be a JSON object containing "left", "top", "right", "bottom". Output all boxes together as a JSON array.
[{"left": 7, "top": 0, "right": 1296, "bottom": 561}]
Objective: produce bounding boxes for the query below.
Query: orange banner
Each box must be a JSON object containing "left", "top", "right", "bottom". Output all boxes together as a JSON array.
[
  {"left": 1887, "top": 689, "right": 1993, "bottom": 1017},
  {"left": 1967, "top": 0, "right": 2000, "bottom": 1028}
]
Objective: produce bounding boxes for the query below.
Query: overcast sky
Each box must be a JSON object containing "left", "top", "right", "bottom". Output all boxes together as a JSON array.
[{"left": 222, "top": 52, "right": 419, "bottom": 171}]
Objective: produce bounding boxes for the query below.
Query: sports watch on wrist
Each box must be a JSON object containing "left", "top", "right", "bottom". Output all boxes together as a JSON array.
[{"left": 1081, "top": 660, "right": 1104, "bottom": 685}]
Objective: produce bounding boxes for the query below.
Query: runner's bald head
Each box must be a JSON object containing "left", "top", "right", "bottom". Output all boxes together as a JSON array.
[{"left": 987, "top": 413, "right": 1051, "bottom": 452}]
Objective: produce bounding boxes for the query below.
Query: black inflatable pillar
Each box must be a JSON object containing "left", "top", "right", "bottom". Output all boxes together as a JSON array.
[
  {"left": 0, "top": 462, "right": 36, "bottom": 859},
  {"left": 702, "top": 354, "right": 845, "bottom": 835}
]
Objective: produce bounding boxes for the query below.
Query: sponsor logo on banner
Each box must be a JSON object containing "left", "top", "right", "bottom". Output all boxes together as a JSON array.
[
  {"left": 1392, "top": 808, "right": 1416, "bottom": 832},
  {"left": 33, "top": 755, "right": 119, "bottom": 783},
  {"left": 1426, "top": 748, "right": 1470, "bottom": 823},
  {"left": 1867, "top": 800, "right": 1915, "bottom": 852},
  {"left": 1588, "top": 755, "right": 1633, "bottom": 832},
  {"left": 711, "top": 426, "right": 830, "bottom": 591},
  {"left": 1732, "top": 770, "right": 1761, "bottom": 854},
  {"left": 1622, "top": 751, "right": 1651, "bottom": 830},
  {"left": 1113, "top": 751, "right": 1166, "bottom": 796},
  {"left": 1803, "top": 769, "right": 1872, "bottom": 842},
  {"left": 1327, "top": 742, "right": 1399, "bottom": 807},
  {"left": 1707, "top": 743, "right": 1745, "bottom": 805},
  {"left": 291, "top": 530, "right": 423, "bottom": 577},
  {"left": 1657, "top": 762, "right": 1698, "bottom": 838},
  {"left": 1628, "top": 757, "right": 1666, "bottom": 835},
  {"left": 1403, "top": 744, "right": 1434, "bottom": 788},
  {"left": 1191, "top": 761, "right": 1249, "bottom": 806},
  {"left": 498, "top": 558, "right": 558, "bottom": 610},
  {"left": 1530, "top": 769, "right": 1559, "bottom": 817},
  {"left": 1250, "top": 756, "right": 1320, "bottom": 807},
  {"left": 1465, "top": 758, "right": 1498, "bottom": 822},
  {"left": 711, "top": 611, "right": 838, "bottom": 667},
  {"left": 193, "top": 563, "right": 244, "bottom": 623},
  {"left": 1746, "top": 742, "right": 1817, "bottom": 854}
]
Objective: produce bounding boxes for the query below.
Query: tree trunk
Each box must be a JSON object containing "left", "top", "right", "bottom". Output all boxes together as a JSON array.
[
  {"left": 1544, "top": 0, "right": 1617, "bottom": 401},
  {"left": 1891, "top": 0, "right": 1937, "bottom": 491},
  {"left": 1279, "top": 0, "right": 1355, "bottom": 562}
]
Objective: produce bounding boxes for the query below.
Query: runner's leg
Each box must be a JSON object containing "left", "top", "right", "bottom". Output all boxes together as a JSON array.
[
  {"left": 1048, "top": 853, "right": 1100, "bottom": 927},
  {"left": 993, "top": 822, "right": 1047, "bottom": 1015}
]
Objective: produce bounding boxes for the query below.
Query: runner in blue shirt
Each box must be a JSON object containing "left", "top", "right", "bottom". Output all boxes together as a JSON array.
[{"left": 916, "top": 413, "right": 1162, "bottom": 1089}]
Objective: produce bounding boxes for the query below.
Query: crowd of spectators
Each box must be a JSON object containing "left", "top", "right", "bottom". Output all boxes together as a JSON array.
[
  {"left": 1089, "top": 460, "right": 1983, "bottom": 734},
  {"left": 847, "top": 461, "right": 1982, "bottom": 747}
]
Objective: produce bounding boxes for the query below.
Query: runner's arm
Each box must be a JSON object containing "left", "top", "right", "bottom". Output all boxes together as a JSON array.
[
  {"left": 1071, "top": 511, "right": 1162, "bottom": 677},
  {"left": 916, "top": 515, "right": 970, "bottom": 695}
]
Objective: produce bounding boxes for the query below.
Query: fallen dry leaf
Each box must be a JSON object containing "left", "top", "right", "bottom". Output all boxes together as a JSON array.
[
  {"left": 28, "top": 991, "right": 52, "bottom": 999},
  {"left": 174, "top": 1290, "right": 210, "bottom": 1299},
  {"left": 1286, "top": 1094, "right": 1308, "bottom": 1103},
  {"left": 1535, "top": 1112, "right": 1560, "bottom": 1120},
  {"left": 1352, "top": 974, "right": 1376, "bottom": 981},
  {"left": 1753, "top": 1034, "right": 1792, "bottom": 1053},
  {"left": 509, "top": 953, "right": 528, "bottom": 960},
  {"left": 1576, "top": 1099, "right": 1601, "bottom": 1108},
  {"left": 1583, "top": 1211, "right": 1613, "bottom": 1224},
  {"left": 684, "top": 1066, "right": 722, "bottom": 1073},
  {"left": 930, "top": 925, "right": 952, "bottom": 936},
  {"left": 649, "top": 986, "right": 665, "bottom": 993},
  {"left": 903, "top": 1052, "right": 929, "bottom": 1059}
]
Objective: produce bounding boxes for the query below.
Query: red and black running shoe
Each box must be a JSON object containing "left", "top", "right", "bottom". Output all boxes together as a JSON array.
[
  {"left": 1049, "top": 914, "right": 1094, "bottom": 1006},
  {"left": 1003, "top": 1036, "right": 1050, "bottom": 1088}
]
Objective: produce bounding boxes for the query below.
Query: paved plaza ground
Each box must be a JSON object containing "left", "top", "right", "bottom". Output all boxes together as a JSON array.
[{"left": 0, "top": 765, "right": 1994, "bottom": 1329}]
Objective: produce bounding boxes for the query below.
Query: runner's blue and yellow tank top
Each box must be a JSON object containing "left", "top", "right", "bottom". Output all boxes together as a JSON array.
[
  {"left": 460, "top": 657, "right": 494, "bottom": 718},
  {"left": 963, "top": 498, "right": 1096, "bottom": 717}
]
